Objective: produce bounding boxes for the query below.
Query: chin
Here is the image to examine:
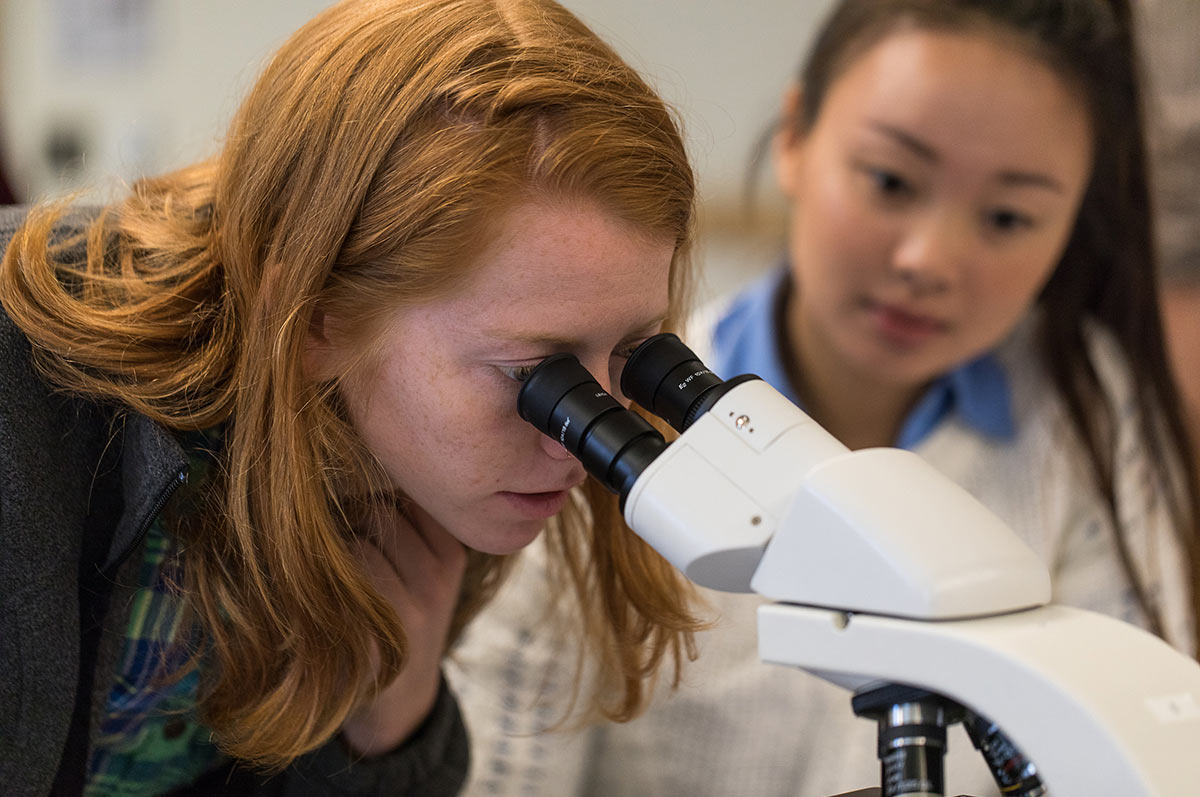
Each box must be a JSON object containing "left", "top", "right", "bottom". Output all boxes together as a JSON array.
[{"left": 459, "top": 520, "right": 546, "bottom": 556}]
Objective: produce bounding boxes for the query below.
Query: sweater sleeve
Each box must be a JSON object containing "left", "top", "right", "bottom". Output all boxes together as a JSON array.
[
  {"left": 278, "top": 675, "right": 469, "bottom": 797},
  {"left": 445, "top": 538, "right": 597, "bottom": 796}
]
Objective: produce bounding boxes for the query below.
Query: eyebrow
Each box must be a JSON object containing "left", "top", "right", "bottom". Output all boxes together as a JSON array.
[
  {"left": 871, "top": 121, "right": 938, "bottom": 162},
  {"left": 868, "top": 121, "right": 1067, "bottom": 194},
  {"left": 482, "top": 316, "right": 670, "bottom": 349},
  {"left": 486, "top": 332, "right": 578, "bottom": 347}
]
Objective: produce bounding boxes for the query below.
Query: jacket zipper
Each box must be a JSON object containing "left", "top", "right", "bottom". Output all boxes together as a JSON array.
[{"left": 104, "top": 468, "right": 188, "bottom": 577}]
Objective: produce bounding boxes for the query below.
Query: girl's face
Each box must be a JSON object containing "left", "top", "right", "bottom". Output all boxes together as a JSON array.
[
  {"left": 326, "top": 200, "right": 674, "bottom": 555},
  {"left": 776, "top": 28, "right": 1093, "bottom": 392}
]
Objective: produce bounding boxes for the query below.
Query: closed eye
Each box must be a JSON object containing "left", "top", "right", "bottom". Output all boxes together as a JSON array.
[
  {"left": 608, "top": 337, "right": 658, "bottom": 399},
  {"left": 614, "top": 338, "right": 650, "bottom": 361},
  {"left": 497, "top": 363, "right": 538, "bottom": 383},
  {"left": 495, "top": 333, "right": 660, "bottom": 386}
]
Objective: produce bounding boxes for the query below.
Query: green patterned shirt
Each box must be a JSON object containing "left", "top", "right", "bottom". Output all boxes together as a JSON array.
[{"left": 84, "top": 431, "right": 227, "bottom": 796}]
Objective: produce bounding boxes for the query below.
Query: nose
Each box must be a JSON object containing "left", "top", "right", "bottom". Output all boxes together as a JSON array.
[
  {"left": 890, "top": 210, "right": 968, "bottom": 296},
  {"left": 538, "top": 431, "right": 576, "bottom": 461},
  {"left": 585, "top": 355, "right": 632, "bottom": 408},
  {"left": 584, "top": 356, "right": 618, "bottom": 398}
]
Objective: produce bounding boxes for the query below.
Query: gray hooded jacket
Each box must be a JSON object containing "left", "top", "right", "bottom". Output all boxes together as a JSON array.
[{"left": 0, "top": 205, "right": 468, "bottom": 796}]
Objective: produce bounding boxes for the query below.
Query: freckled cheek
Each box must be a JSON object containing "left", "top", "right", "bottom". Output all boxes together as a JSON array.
[
  {"left": 448, "top": 400, "right": 542, "bottom": 480},
  {"left": 344, "top": 370, "right": 461, "bottom": 466},
  {"left": 377, "top": 418, "right": 496, "bottom": 500}
]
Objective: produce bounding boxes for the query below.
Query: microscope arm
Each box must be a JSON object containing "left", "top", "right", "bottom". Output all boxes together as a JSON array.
[{"left": 757, "top": 602, "right": 1200, "bottom": 795}]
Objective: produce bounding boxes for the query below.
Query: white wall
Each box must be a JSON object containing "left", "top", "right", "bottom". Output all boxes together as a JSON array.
[
  {"left": 0, "top": 0, "right": 336, "bottom": 200},
  {"left": 562, "top": 1, "right": 828, "bottom": 199},
  {"left": 0, "top": 0, "right": 832, "bottom": 300},
  {"left": 558, "top": 1, "right": 834, "bottom": 302}
]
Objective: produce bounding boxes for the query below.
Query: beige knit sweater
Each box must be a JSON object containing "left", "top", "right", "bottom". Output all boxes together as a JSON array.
[{"left": 446, "top": 311, "right": 1194, "bottom": 797}]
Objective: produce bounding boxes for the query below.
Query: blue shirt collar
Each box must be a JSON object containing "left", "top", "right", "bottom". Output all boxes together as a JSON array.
[{"left": 709, "top": 265, "right": 1015, "bottom": 450}]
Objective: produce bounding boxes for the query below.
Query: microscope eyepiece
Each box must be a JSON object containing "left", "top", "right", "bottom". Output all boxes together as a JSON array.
[
  {"left": 621, "top": 333, "right": 760, "bottom": 431},
  {"left": 517, "top": 354, "right": 666, "bottom": 505},
  {"left": 516, "top": 334, "right": 759, "bottom": 504}
]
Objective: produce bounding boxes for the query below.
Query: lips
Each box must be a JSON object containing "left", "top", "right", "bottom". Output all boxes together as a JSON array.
[
  {"left": 498, "top": 488, "right": 574, "bottom": 520},
  {"left": 498, "top": 471, "right": 587, "bottom": 520},
  {"left": 866, "top": 299, "right": 948, "bottom": 345}
]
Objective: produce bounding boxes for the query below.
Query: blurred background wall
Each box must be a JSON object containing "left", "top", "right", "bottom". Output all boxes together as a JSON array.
[
  {"left": 0, "top": 0, "right": 1194, "bottom": 306},
  {"left": 0, "top": 1, "right": 334, "bottom": 202},
  {"left": 0, "top": 0, "right": 831, "bottom": 306}
]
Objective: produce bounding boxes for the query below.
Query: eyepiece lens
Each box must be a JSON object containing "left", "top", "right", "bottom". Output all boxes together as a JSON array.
[
  {"left": 517, "top": 354, "right": 593, "bottom": 433},
  {"left": 516, "top": 353, "right": 666, "bottom": 503},
  {"left": 621, "top": 333, "right": 726, "bottom": 431}
]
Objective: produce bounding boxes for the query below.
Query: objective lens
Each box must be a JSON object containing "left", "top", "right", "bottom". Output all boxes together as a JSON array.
[
  {"left": 853, "top": 685, "right": 956, "bottom": 797},
  {"left": 621, "top": 333, "right": 759, "bottom": 431},
  {"left": 963, "top": 712, "right": 1047, "bottom": 796},
  {"left": 517, "top": 354, "right": 666, "bottom": 505}
]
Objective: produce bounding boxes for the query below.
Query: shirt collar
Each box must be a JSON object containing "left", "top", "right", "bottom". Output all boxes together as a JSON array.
[{"left": 709, "top": 265, "right": 1015, "bottom": 449}]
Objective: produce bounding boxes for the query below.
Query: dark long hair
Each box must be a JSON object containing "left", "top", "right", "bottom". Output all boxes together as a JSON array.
[{"left": 792, "top": 0, "right": 1198, "bottom": 648}]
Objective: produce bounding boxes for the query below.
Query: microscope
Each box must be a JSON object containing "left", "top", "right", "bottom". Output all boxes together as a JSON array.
[{"left": 516, "top": 333, "right": 1200, "bottom": 797}]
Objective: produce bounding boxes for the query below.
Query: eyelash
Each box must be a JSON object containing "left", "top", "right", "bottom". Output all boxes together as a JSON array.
[
  {"left": 498, "top": 363, "right": 539, "bottom": 383},
  {"left": 867, "top": 166, "right": 913, "bottom": 197},
  {"left": 498, "top": 341, "right": 648, "bottom": 384},
  {"left": 858, "top": 163, "right": 1038, "bottom": 234},
  {"left": 986, "top": 208, "right": 1034, "bottom": 233}
]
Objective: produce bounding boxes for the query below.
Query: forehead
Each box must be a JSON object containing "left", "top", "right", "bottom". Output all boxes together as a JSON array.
[
  {"left": 819, "top": 28, "right": 1093, "bottom": 174},
  {"left": 430, "top": 199, "right": 674, "bottom": 335}
]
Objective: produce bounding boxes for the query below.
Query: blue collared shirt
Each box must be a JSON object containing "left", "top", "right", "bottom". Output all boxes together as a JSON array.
[{"left": 709, "top": 266, "right": 1015, "bottom": 450}]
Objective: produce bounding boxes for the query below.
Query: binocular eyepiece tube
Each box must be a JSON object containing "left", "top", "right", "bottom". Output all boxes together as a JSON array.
[
  {"left": 516, "top": 352, "right": 666, "bottom": 504},
  {"left": 620, "top": 333, "right": 747, "bottom": 431},
  {"left": 516, "top": 333, "right": 754, "bottom": 505}
]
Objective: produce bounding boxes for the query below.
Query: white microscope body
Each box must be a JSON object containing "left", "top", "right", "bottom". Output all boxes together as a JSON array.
[
  {"left": 624, "top": 379, "right": 1200, "bottom": 796},
  {"left": 517, "top": 335, "right": 1200, "bottom": 796}
]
